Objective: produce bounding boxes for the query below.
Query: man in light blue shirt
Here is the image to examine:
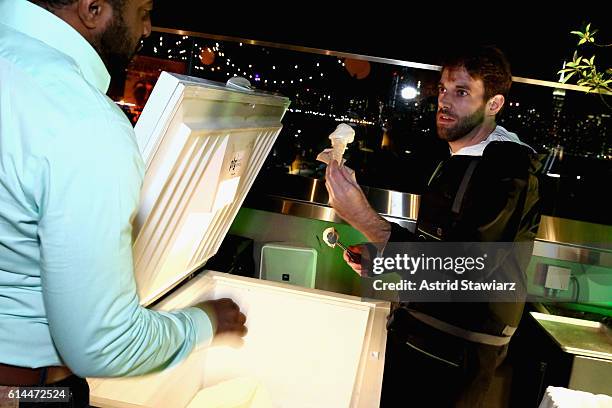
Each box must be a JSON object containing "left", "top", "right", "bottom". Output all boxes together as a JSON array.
[{"left": 0, "top": 0, "right": 247, "bottom": 401}]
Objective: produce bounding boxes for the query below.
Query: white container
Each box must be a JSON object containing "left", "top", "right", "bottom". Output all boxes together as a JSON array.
[
  {"left": 89, "top": 272, "right": 389, "bottom": 408},
  {"left": 87, "top": 73, "right": 389, "bottom": 408},
  {"left": 260, "top": 243, "right": 318, "bottom": 288}
]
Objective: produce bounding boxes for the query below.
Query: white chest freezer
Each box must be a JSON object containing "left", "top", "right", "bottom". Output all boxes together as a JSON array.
[{"left": 87, "top": 72, "right": 390, "bottom": 408}]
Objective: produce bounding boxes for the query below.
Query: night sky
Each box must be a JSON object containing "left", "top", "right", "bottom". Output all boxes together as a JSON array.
[{"left": 150, "top": 5, "right": 609, "bottom": 83}]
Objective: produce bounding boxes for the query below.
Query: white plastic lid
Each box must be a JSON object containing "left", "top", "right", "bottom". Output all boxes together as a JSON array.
[{"left": 132, "top": 72, "right": 290, "bottom": 306}]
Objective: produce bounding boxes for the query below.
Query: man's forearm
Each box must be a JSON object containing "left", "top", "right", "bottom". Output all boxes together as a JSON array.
[{"left": 350, "top": 205, "right": 392, "bottom": 244}]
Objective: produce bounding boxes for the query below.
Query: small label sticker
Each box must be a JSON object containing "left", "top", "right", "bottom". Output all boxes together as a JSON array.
[
  {"left": 222, "top": 148, "right": 250, "bottom": 180},
  {"left": 228, "top": 153, "right": 242, "bottom": 176}
]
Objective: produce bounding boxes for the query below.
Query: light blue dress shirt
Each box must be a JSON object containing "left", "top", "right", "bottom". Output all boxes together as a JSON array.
[{"left": 0, "top": 0, "right": 213, "bottom": 377}]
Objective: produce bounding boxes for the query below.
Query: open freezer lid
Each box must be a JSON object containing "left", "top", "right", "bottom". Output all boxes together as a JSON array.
[{"left": 132, "top": 72, "right": 290, "bottom": 306}]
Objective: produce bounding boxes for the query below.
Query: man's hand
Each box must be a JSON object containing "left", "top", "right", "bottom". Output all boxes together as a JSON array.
[
  {"left": 325, "top": 160, "right": 371, "bottom": 224},
  {"left": 325, "top": 160, "right": 392, "bottom": 244},
  {"left": 195, "top": 298, "right": 247, "bottom": 341},
  {"left": 343, "top": 244, "right": 379, "bottom": 277},
  {"left": 344, "top": 245, "right": 364, "bottom": 276}
]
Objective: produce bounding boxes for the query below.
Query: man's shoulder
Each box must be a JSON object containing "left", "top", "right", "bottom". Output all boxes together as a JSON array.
[
  {"left": 1, "top": 22, "right": 117, "bottom": 113},
  {"left": 1, "top": 37, "right": 134, "bottom": 153},
  {"left": 481, "top": 141, "right": 539, "bottom": 179},
  {"left": 0, "top": 26, "right": 140, "bottom": 179},
  {"left": 0, "top": 23, "right": 78, "bottom": 82},
  {"left": 483, "top": 140, "right": 533, "bottom": 155}
]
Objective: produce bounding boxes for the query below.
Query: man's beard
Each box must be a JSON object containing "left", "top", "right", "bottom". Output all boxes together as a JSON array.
[
  {"left": 93, "top": 12, "right": 138, "bottom": 76},
  {"left": 436, "top": 105, "right": 485, "bottom": 142}
]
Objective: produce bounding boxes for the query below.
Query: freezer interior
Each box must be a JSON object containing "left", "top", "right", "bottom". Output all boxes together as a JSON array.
[{"left": 88, "top": 272, "right": 389, "bottom": 408}]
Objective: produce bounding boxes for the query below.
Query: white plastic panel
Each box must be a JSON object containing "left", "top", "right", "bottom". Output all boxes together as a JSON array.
[
  {"left": 260, "top": 244, "right": 318, "bottom": 288},
  {"left": 131, "top": 72, "right": 290, "bottom": 306}
]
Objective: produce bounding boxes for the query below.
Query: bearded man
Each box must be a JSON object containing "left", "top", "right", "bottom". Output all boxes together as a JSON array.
[
  {"left": 325, "top": 46, "right": 541, "bottom": 407},
  {"left": 0, "top": 1, "right": 246, "bottom": 405}
]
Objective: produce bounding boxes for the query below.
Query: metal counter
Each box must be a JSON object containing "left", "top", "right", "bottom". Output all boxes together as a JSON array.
[
  {"left": 531, "top": 312, "right": 612, "bottom": 361},
  {"left": 530, "top": 312, "right": 612, "bottom": 395},
  {"left": 244, "top": 173, "right": 612, "bottom": 267}
]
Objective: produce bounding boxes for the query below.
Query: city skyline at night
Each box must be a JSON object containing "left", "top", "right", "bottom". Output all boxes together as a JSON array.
[
  {"left": 111, "top": 29, "right": 611, "bottom": 225},
  {"left": 122, "top": 32, "right": 610, "bottom": 161}
]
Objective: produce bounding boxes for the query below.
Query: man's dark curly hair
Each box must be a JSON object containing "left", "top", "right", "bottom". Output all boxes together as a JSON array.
[
  {"left": 441, "top": 45, "right": 513, "bottom": 101},
  {"left": 30, "top": 0, "right": 126, "bottom": 12}
]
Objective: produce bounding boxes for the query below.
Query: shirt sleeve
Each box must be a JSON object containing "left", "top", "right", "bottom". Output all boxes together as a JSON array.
[
  {"left": 388, "top": 221, "right": 417, "bottom": 242},
  {"left": 37, "top": 110, "right": 213, "bottom": 378}
]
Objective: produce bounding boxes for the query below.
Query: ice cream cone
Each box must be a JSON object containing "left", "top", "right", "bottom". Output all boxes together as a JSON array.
[
  {"left": 331, "top": 140, "right": 347, "bottom": 164},
  {"left": 327, "top": 123, "right": 355, "bottom": 166}
]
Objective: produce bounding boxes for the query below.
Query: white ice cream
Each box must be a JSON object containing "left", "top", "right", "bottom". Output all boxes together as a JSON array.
[
  {"left": 329, "top": 123, "right": 355, "bottom": 144},
  {"left": 328, "top": 123, "right": 355, "bottom": 164}
]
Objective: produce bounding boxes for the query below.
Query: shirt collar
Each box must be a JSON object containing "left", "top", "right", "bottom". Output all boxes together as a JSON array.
[
  {"left": 450, "top": 137, "right": 491, "bottom": 157},
  {"left": 450, "top": 125, "right": 534, "bottom": 157},
  {"left": 0, "top": 0, "right": 111, "bottom": 93}
]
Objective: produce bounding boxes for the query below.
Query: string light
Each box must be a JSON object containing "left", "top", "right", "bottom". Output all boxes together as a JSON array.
[{"left": 140, "top": 33, "right": 379, "bottom": 126}]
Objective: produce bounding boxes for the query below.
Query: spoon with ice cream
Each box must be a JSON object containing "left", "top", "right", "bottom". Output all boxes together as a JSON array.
[{"left": 322, "top": 227, "right": 361, "bottom": 264}]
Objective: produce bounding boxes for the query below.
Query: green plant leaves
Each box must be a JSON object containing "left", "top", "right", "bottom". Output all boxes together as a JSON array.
[{"left": 562, "top": 23, "right": 610, "bottom": 100}]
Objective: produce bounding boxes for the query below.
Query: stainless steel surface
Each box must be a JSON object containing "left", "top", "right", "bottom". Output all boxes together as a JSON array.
[
  {"left": 246, "top": 193, "right": 343, "bottom": 222},
  {"left": 362, "top": 186, "right": 420, "bottom": 221},
  {"left": 244, "top": 194, "right": 418, "bottom": 231},
  {"left": 245, "top": 174, "right": 611, "bottom": 266},
  {"left": 530, "top": 312, "right": 612, "bottom": 361},
  {"left": 532, "top": 240, "right": 612, "bottom": 268},
  {"left": 568, "top": 355, "right": 612, "bottom": 395},
  {"left": 247, "top": 173, "right": 419, "bottom": 221},
  {"left": 533, "top": 215, "right": 612, "bottom": 268},
  {"left": 536, "top": 215, "right": 612, "bottom": 251},
  {"left": 512, "top": 76, "right": 612, "bottom": 95}
]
